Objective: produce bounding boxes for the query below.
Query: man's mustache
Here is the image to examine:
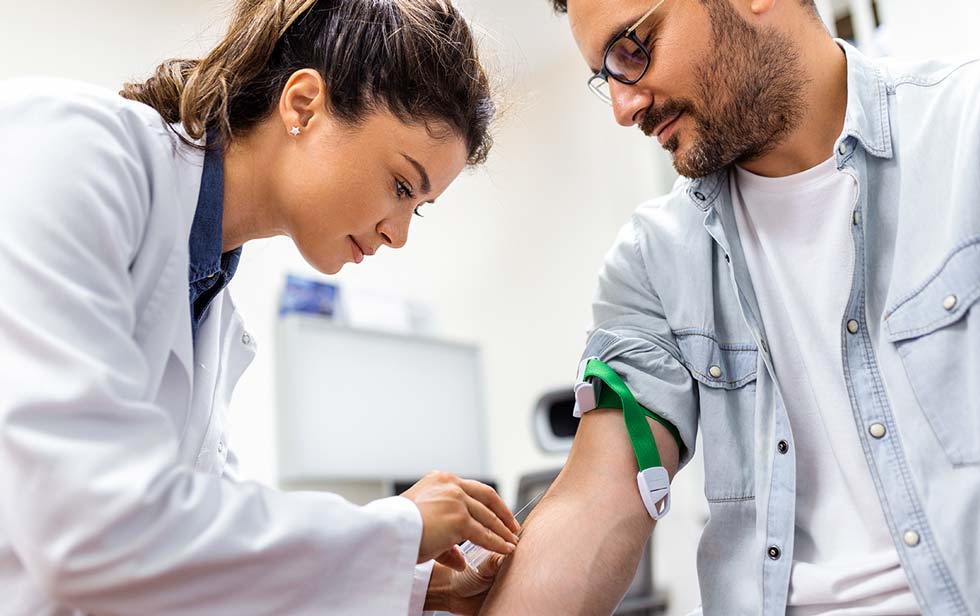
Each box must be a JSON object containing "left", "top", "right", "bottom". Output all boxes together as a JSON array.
[{"left": 640, "top": 100, "right": 694, "bottom": 137}]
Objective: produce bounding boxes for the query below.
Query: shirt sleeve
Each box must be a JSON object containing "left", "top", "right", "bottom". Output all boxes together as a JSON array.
[
  {"left": 408, "top": 560, "right": 435, "bottom": 615},
  {"left": 581, "top": 215, "right": 700, "bottom": 466},
  {"left": 0, "top": 84, "right": 423, "bottom": 615}
]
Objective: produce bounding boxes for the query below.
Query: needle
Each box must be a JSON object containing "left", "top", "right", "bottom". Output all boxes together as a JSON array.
[{"left": 513, "top": 490, "right": 546, "bottom": 537}]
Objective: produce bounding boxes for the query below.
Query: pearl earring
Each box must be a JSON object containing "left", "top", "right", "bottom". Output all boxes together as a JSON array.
[{"left": 289, "top": 126, "right": 301, "bottom": 136}]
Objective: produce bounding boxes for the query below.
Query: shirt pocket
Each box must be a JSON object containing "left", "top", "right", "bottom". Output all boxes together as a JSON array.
[
  {"left": 675, "top": 330, "right": 759, "bottom": 501},
  {"left": 885, "top": 235, "right": 980, "bottom": 466}
]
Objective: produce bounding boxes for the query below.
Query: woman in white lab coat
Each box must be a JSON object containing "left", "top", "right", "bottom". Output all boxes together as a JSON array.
[{"left": 0, "top": 1, "right": 519, "bottom": 614}]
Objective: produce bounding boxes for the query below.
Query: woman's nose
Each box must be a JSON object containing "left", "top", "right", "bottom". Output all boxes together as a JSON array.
[{"left": 377, "top": 217, "right": 409, "bottom": 250}]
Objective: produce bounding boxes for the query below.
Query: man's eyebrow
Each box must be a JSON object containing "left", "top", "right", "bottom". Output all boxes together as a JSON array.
[
  {"left": 400, "top": 152, "right": 431, "bottom": 195},
  {"left": 588, "top": 14, "right": 648, "bottom": 74}
]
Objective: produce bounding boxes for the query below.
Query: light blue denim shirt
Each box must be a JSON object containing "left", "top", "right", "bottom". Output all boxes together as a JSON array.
[{"left": 581, "top": 42, "right": 980, "bottom": 615}]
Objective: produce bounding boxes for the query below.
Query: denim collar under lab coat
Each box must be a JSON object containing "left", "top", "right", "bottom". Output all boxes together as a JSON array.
[{"left": 188, "top": 130, "right": 242, "bottom": 337}]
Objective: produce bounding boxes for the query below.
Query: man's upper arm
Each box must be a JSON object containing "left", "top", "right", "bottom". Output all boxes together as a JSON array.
[
  {"left": 585, "top": 215, "right": 699, "bottom": 463},
  {"left": 482, "top": 215, "right": 696, "bottom": 614}
]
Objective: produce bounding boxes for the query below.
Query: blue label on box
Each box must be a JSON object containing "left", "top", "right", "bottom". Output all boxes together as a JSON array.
[{"left": 279, "top": 274, "right": 339, "bottom": 318}]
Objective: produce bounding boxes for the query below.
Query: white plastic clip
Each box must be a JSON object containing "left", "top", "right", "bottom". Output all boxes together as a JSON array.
[
  {"left": 573, "top": 357, "right": 600, "bottom": 418},
  {"left": 637, "top": 466, "right": 671, "bottom": 520}
]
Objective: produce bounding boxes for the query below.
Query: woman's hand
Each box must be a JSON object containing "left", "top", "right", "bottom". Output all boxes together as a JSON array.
[
  {"left": 423, "top": 553, "right": 506, "bottom": 615},
  {"left": 401, "top": 471, "right": 520, "bottom": 567}
]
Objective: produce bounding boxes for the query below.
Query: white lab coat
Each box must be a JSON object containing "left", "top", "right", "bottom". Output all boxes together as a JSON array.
[{"left": 0, "top": 78, "right": 432, "bottom": 616}]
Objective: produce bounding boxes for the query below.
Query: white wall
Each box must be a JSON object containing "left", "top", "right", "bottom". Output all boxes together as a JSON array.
[
  {"left": 876, "top": 0, "right": 980, "bottom": 58},
  {"left": 0, "top": 1, "right": 229, "bottom": 87}
]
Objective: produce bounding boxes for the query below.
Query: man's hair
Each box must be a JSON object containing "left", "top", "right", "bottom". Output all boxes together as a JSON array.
[{"left": 548, "top": 0, "right": 818, "bottom": 15}]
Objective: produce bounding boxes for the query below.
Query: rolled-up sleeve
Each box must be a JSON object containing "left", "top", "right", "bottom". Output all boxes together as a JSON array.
[{"left": 581, "top": 216, "right": 699, "bottom": 466}]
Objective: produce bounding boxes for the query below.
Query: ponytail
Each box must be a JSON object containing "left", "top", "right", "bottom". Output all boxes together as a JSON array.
[
  {"left": 121, "top": 0, "right": 495, "bottom": 165},
  {"left": 121, "top": 0, "right": 317, "bottom": 141}
]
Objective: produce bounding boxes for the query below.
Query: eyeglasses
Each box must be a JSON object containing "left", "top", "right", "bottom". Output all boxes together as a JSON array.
[{"left": 588, "top": 0, "right": 667, "bottom": 105}]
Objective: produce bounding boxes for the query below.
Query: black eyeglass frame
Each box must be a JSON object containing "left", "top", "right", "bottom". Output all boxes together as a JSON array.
[{"left": 587, "top": 0, "right": 667, "bottom": 104}]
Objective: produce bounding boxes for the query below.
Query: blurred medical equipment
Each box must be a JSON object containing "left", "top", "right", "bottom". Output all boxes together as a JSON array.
[{"left": 279, "top": 274, "right": 339, "bottom": 318}]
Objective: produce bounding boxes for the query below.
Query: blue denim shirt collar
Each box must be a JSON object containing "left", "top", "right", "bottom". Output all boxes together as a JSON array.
[
  {"left": 685, "top": 39, "right": 894, "bottom": 213},
  {"left": 188, "top": 130, "right": 242, "bottom": 335}
]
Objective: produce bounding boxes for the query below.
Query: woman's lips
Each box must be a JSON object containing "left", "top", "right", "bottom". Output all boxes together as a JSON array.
[{"left": 349, "top": 236, "right": 364, "bottom": 264}]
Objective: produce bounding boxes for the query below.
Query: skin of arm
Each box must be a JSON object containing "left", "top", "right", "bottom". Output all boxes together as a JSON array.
[{"left": 480, "top": 408, "right": 680, "bottom": 615}]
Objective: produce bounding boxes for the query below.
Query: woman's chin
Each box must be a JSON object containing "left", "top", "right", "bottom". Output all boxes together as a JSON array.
[
  {"left": 299, "top": 252, "right": 345, "bottom": 276},
  {"left": 294, "top": 241, "right": 345, "bottom": 275},
  {"left": 320, "top": 260, "right": 345, "bottom": 275}
]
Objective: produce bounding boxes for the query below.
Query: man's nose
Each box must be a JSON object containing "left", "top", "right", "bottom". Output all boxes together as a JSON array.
[{"left": 610, "top": 79, "right": 653, "bottom": 127}]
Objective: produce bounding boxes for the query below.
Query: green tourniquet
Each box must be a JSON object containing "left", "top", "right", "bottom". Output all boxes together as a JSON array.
[
  {"left": 583, "top": 360, "right": 684, "bottom": 468},
  {"left": 583, "top": 360, "right": 661, "bottom": 470}
]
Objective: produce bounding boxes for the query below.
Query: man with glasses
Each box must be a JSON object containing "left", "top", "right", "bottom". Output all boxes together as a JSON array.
[{"left": 482, "top": 0, "right": 980, "bottom": 614}]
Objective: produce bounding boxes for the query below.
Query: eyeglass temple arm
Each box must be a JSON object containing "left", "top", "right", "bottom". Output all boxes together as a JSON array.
[{"left": 627, "top": 0, "right": 667, "bottom": 35}]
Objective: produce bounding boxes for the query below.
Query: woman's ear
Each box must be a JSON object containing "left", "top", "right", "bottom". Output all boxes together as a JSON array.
[{"left": 278, "top": 68, "right": 327, "bottom": 135}]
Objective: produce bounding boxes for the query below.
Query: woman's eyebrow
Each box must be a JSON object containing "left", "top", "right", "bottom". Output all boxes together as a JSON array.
[{"left": 400, "top": 152, "right": 431, "bottom": 194}]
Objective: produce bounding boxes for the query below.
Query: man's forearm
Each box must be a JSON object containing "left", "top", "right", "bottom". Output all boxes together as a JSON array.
[
  {"left": 481, "top": 411, "right": 679, "bottom": 614},
  {"left": 481, "top": 480, "right": 654, "bottom": 613}
]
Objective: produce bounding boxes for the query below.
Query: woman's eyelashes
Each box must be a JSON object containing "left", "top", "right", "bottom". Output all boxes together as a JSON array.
[
  {"left": 395, "top": 178, "right": 414, "bottom": 199},
  {"left": 395, "top": 178, "right": 424, "bottom": 217}
]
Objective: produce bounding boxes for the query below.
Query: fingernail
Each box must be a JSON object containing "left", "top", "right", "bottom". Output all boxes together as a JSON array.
[{"left": 506, "top": 542, "right": 516, "bottom": 552}]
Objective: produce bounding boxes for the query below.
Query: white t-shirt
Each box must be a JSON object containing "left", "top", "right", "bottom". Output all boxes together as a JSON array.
[{"left": 731, "top": 157, "right": 919, "bottom": 615}]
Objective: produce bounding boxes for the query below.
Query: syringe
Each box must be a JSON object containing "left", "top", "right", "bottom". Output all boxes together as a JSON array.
[{"left": 458, "top": 490, "right": 545, "bottom": 571}]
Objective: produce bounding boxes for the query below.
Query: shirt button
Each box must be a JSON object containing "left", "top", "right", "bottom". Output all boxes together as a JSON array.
[
  {"left": 903, "top": 530, "right": 921, "bottom": 547},
  {"left": 693, "top": 191, "right": 706, "bottom": 201},
  {"left": 847, "top": 320, "right": 860, "bottom": 334},
  {"left": 767, "top": 545, "right": 782, "bottom": 560},
  {"left": 943, "top": 295, "right": 958, "bottom": 311},
  {"left": 838, "top": 142, "right": 847, "bottom": 155},
  {"left": 241, "top": 332, "right": 252, "bottom": 345},
  {"left": 759, "top": 338, "right": 769, "bottom": 354},
  {"left": 709, "top": 365, "right": 723, "bottom": 379},
  {"left": 853, "top": 209, "right": 861, "bottom": 226},
  {"left": 777, "top": 440, "right": 789, "bottom": 454},
  {"left": 869, "top": 423, "right": 887, "bottom": 439},
  {"left": 217, "top": 440, "right": 225, "bottom": 454},
  {"left": 207, "top": 273, "right": 217, "bottom": 279}
]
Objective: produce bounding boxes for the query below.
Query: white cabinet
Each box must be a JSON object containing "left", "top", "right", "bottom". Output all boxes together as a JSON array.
[{"left": 275, "top": 315, "right": 489, "bottom": 487}]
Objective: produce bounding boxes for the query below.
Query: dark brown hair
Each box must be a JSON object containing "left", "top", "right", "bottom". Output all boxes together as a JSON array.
[
  {"left": 121, "top": 0, "right": 494, "bottom": 164},
  {"left": 547, "top": 0, "right": 817, "bottom": 16}
]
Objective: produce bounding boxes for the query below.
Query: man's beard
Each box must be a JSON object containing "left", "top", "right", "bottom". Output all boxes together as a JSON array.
[{"left": 641, "top": 0, "right": 809, "bottom": 178}]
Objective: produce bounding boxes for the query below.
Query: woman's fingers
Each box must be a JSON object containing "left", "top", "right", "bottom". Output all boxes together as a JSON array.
[
  {"left": 477, "top": 552, "right": 505, "bottom": 579},
  {"left": 460, "top": 479, "right": 521, "bottom": 534},
  {"left": 463, "top": 493, "right": 520, "bottom": 547},
  {"left": 435, "top": 545, "right": 467, "bottom": 572},
  {"left": 464, "top": 517, "right": 516, "bottom": 556}
]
